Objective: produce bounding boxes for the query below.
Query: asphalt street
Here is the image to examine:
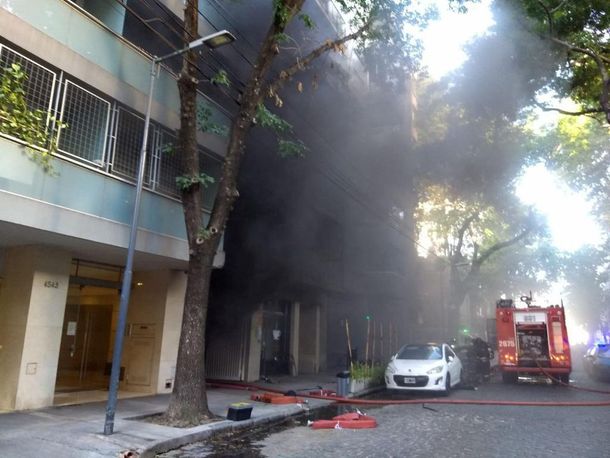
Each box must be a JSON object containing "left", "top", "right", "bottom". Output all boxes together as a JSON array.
[{"left": 162, "top": 368, "right": 610, "bottom": 458}]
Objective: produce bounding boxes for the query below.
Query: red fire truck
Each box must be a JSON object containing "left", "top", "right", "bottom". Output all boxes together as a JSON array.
[{"left": 496, "top": 294, "right": 571, "bottom": 384}]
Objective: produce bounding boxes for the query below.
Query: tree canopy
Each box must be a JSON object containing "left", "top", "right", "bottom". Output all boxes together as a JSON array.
[{"left": 507, "top": 0, "right": 610, "bottom": 123}]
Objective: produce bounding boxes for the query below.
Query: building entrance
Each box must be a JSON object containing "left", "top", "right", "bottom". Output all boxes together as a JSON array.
[
  {"left": 55, "top": 300, "right": 113, "bottom": 392},
  {"left": 260, "top": 301, "right": 292, "bottom": 377},
  {"left": 54, "top": 261, "right": 121, "bottom": 404}
]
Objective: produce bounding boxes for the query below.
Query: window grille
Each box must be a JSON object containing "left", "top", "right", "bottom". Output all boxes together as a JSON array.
[
  {"left": 0, "top": 44, "right": 57, "bottom": 114},
  {"left": 0, "top": 44, "right": 57, "bottom": 147},
  {"left": 111, "top": 107, "right": 153, "bottom": 183},
  {"left": 57, "top": 80, "right": 111, "bottom": 166},
  {"left": 0, "top": 42, "right": 222, "bottom": 205},
  {"left": 156, "top": 129, "right": 181, "bottom": 197}
]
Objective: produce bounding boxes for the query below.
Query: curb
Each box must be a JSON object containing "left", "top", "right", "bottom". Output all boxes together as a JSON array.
[
  {"left": 140, "top": 387, "right": 383, "bottom": 457},
  {"left": 139, "top": 404, "right": 308, "bottom": 457}
]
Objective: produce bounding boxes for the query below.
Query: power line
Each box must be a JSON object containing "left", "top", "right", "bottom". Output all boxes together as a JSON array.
[{"left": 113, "top": 0, "right": 449, "bottom": 265}]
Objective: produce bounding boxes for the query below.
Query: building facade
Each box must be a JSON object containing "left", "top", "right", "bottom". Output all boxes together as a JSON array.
[{"left": 0, "top": 0, "right": 420, "bottom": 411}]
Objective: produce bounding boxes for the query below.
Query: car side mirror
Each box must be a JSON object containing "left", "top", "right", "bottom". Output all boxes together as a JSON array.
[
  {"left": 391, "top": 354, "right": 397, "bottom": 362},
  {"left": 447, "top": 355, "right": 454, "bottom": 363}
]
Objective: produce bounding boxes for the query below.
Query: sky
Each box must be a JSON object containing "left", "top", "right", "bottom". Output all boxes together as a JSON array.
[
  {"left": 418, "top": 1, "right": 603, "bottom": 253},
  {"left": 516, "top": 163, "right": 604, "bottom": 252},
  {"left": 418, "top": 0, "right": 495, "bottom": 80}
]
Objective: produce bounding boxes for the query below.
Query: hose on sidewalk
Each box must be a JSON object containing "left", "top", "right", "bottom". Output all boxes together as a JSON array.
[{"left": 207, "top": 379, "right": 610, "bottom": 407}]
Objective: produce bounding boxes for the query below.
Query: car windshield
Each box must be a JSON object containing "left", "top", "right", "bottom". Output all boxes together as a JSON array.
[{"left": 396, "top": 345, "right": 443, "bottom": 360}]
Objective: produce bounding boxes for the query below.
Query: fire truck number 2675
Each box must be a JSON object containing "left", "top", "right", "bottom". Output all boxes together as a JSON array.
[{"left": 498, "top": 340, "right": 516, "bottom": 348}]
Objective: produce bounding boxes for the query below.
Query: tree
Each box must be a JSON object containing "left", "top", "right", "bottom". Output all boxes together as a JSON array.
[
  {"left": 415, "top": 183, "right": 542, "bottom": 334},
  {"left": 167, "top": 0, "right": 470, "bottom": 424},
  {"left": 507, "top": 0, "right": 610, "bottom": 123}
]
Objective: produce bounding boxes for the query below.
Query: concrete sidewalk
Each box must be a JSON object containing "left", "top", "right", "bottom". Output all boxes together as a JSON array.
[{"left": 0, "top": 374, "right": 339, "bottom": 458}]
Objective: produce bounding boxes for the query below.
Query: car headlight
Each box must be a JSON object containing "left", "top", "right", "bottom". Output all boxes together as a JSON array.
[
  {"left": 426, "top": 365, "right": 444, "bottom": 375},
  {"left": 386, "top": 363, "right": 397, "bottom": 374}
]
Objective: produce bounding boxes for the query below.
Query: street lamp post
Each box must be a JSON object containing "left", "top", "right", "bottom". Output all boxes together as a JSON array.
[{"left": 103, "top": 30, "right": 235, "bottom": 436}]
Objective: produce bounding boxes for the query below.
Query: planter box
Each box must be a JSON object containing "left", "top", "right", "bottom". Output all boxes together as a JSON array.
[{"left": 349, "top": 378, "right": 375, "bottom": 394}]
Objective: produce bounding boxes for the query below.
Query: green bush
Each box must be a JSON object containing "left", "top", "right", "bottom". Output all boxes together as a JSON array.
[{"left": 350, "top": 362, "right": 385, "bottom": 384}]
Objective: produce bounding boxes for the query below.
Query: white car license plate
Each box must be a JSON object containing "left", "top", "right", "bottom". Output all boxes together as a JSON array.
[{"left": 404, "top": 377, "right": 416, "bottom": 384}]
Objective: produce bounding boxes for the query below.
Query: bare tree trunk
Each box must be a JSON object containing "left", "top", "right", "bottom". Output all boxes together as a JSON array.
[
  {"left": 166, "top": 0, "right": 305, "bottom": 424},
  {"left": 166, "top": 0, "right": 213, "bottom": 423}
]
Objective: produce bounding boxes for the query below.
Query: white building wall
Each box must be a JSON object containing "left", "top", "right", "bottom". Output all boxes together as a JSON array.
[{"left": 0, "top": 246, "right": 71, "bottom": 410}]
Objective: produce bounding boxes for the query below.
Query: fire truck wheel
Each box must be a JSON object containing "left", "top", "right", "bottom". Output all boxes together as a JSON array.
[
  {"left": 560, "top": 374, "right": 570, "bottom": 384},
  {"left": 502, "top": 372, "right": 518, "bottom": 384}
]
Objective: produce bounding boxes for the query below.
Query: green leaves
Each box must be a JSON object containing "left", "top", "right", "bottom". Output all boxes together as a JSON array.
[
  {"left": 273, "top": 0, "right": 292, "bottom": 28},
  {"left": 197, "top": 103, "right": 229, "bottom": 137},
  {"left": 176, "top": 173, "right": 215, "bottom": 191},
  {"left": 255, "top": 103, "right": 292, "bottom": 133},
  {"left": 298, "top": 13, "right": 315, "bottom": 29},
  {"left": 0, "top": 63, "right": 64, "bottom": 173},
  {"left": 210, "top": 69, "right": 230, "bottom": 87},
  {"left": 278, "top": 139, "right": 307, "bottom": 158},
  {"left": 512, "top": 0, "right": 610, "bottom": 122},
  {"left": 255, "top": 103, "right": 307, "bottom": 158}
]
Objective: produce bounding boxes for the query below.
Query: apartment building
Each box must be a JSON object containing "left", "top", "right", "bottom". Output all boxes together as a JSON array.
[{"left": 0, "top": 0, "right": 419, "bottom": 411}]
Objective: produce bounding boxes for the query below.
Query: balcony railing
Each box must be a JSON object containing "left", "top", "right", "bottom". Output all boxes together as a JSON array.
[{"left": 0, "top": 42, "right": 222, "bottom": 209}]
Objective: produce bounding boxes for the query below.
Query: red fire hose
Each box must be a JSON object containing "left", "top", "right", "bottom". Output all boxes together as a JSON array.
[
  {"left": 532, "top": 360, "right": 610, "bottom": 395},
  {"left": 207, "top": 379, "right": 610, "bottom": 407}
]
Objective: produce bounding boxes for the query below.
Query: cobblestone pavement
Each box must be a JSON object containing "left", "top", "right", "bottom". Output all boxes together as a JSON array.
[{"left": 162, "top": 369, "right": 610, "bottom": 458}]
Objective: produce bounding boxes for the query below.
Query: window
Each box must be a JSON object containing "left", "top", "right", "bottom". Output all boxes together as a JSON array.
[
  {"left": 57, "top": 80, "right": 110, "bottom": 165},
  {"left": 1, "top": 41, "right": 220, "bottom": 205},
  {"left": 397, "top": 345, "right": 443, "bottom": 360},
  {"left": 155, "top": 129, "right": 180, "bottom": 197},
  {"left": 0, "top": 44, "right": 57, "bottom": 148},
  {"left": 111, "top": 107, "right": 153, "bottom": 183}
]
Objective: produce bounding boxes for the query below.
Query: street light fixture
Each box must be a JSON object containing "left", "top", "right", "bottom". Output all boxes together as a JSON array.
[{"left": 103, "top": 30, "right": 235, "bottom": 436}]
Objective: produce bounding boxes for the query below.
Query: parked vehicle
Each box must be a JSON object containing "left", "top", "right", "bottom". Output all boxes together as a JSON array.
[
  {"left": 584, "top": 343, "right": 610, "bottom": 381},
  {"left": 385, "top": 343, "right": 462, "bottom": 395},
  {"left": 496, "top": 294, "right": 571, "bottom": 384}
]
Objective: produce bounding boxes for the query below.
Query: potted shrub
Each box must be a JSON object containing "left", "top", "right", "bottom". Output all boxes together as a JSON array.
[{"left": 349, "top": 362, "right": 385, "bottom": 394}]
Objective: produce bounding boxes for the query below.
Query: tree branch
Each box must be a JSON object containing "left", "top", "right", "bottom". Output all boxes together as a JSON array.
[
  {"left": 534, "top": 101, "right": 604, "bottom": 117},
  {"left": 549, "top": 0, "right": 568, "bottom": 14},
  {"left": 535, "top": 0, "right": 554, "bottom": 34},
  {"left": 453, "top": 213, "right": 479, "bottom": 259},
  {"left": 267, "top": 19, "right": 371, "bottom": 96},
  {"left": 474, "top": 228, "right": 531, "bottom": 268}
]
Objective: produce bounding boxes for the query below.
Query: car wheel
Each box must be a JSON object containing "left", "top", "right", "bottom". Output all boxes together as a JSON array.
[
  {"left": 458, "top": 369, "right": 463, "bottom": 387},
  {"left": 441, "top": 374, "right": 451, "bottom": 396}
]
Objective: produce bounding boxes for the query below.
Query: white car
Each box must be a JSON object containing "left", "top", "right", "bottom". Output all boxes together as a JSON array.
[{"left": 385, "top": 343, "right": 463, "bottom": 395}]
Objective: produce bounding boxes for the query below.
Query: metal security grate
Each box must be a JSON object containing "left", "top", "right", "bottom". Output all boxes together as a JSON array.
[
  {"left": 57, "top": 80, "right": 111, "bottom": 165},
  {"left": 0, "top": 44, "right": 57, "bottom": 148},
  {"left": 111, "top": 107, "right": 153, "bottom": 183},
  {"left": 0, "top": 44, "right": 57, "bottom": 114},
  {"left": 156, "top": 129, "right": 181, "bottom": 197}
]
